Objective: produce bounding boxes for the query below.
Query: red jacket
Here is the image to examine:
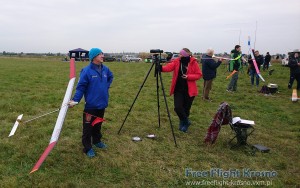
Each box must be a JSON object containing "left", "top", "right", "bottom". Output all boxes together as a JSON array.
[{"left": 162, "top": 57, "right": 202, "bottom": 97}]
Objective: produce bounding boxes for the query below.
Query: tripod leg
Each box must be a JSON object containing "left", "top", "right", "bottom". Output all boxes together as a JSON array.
[
  {"left": 118, "top": 62, "right": 155, "bottom": 134},
  {"left": 158, "top": 71, "right": 177, "bottom": 147},
  {"left": 156, "top": 71, "right": 161, "bottom": 128}
]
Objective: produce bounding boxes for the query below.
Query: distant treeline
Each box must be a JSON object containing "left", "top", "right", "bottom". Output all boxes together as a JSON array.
[{"left": 0, "top": 51, "right": 66, "bottom": 57}]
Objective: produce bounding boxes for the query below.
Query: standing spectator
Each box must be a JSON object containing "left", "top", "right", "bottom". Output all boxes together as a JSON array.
[
  {"left": 263, "top": 52, "right": 271, "bottom": 70},
  {"left": 161, "top": 48, "right": 202, "bottom": 133},
  {"left": 69, "top": 48, "right": 114, "bottom": 158},
  {"left": 227, "top": 45, "right": 242, "bottom": 92},
  {"left": 248, "top": 50, "right": 264, "bottom": 87},
  {"left": 288, "top": 51, "right": 300, "bottom": 90},
  {"left": 201, "top": 48, "right": 222, "bottom": 101}
]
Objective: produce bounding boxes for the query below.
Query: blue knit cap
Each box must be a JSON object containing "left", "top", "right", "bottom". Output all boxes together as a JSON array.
[{"left": 89, "top": 48, "right": 103, "bottom": 61}]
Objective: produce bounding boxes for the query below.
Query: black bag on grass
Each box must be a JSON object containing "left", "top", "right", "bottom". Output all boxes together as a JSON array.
[{"left": 260, "top": 85, "right": 270, "bottom": 94}]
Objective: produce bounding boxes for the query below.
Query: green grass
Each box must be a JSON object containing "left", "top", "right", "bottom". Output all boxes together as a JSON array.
[{"left": 0, "top": 57, "right": 299, "bottom": 187}]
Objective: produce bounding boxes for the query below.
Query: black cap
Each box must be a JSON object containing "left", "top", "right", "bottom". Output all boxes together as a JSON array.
[{"left": 235, "top": 45, "right": 241, "bottom": 50}]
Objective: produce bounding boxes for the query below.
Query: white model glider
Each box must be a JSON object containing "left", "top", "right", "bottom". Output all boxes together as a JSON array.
[{"left": 30, "top": 58, "right": 76, "bottom": 173}]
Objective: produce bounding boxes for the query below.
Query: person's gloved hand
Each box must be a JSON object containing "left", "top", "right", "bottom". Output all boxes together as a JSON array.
[{"left": 68, "top": 100, "right": 78, "bottom": 108}]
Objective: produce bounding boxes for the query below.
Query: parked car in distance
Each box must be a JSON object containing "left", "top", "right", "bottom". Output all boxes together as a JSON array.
[
  {"left": 171, "top": 53, "right": 179, "bottom": 60},
  {"left": 145, "top": 55, "right": 167, "bottom": 63},
  {"left": 103, "top": 54, "right": 116, "bottom": 62},
  {"left": 281, "top": 54, "right": 289, "bottom": 66},
  {"left": 145, "top": 56, "right": 153, "bottom": 63},
  {"left": 159, "top": 56, "right": 167, "bottom": 63},
  {"left": 122, "top": 55, "right": 142, "bottom": 62},
  {"left": 282, "top": 49, "right": 300, "bottom": 66},
  {"left": 165, "top": 52, "right": 173, "bottom": 61}
]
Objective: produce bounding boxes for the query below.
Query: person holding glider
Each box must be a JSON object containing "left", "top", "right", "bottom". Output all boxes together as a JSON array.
[
  {"left": 248, "top": 50, "right": 264, "bottom": 87},
  {"left": 201, "top": 48, "right": 223, "bottom": 101},
  {"left": 69, "top": 48, "right": 114, "bottom": 158},
  {"left": 227, "top": 45, "right": 242, "bottom": 92}
]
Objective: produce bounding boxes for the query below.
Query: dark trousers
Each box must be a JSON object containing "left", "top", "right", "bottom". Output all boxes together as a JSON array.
[
  {"left": 250, "top": 69, "right": 259, "bottom": 86},
  {"left": 82, "top": 109, "right": 105, "bottom": 153},
  {"left": 203, "top": 79, "right": 213, "bottom": 99},
  {"left": 227, "top": 72, "right": 239, "bottom": 91},
  {"left": 174, "top": 91, "right": 195, "bottom": 121},
  {"left": 288, "top": 73, "right": 295, "bottom": 89},
  {"left": 294, "top": 73, "right": 300, "bottom": 90},
  {"left": 263, "top": 62, "right": 269, "bottom": 70}
]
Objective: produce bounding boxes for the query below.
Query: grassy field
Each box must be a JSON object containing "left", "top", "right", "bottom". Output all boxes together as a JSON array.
[{"left": 0, "top": 56, "right": 299, "bottom": 187}]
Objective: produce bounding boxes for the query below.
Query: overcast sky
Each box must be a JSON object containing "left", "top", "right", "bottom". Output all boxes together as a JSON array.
[{"left": 0, "top": 0, "right": 299, "bottom": 54}]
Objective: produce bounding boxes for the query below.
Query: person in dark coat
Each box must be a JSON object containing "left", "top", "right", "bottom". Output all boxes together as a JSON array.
[
  {"left": 248, "top": 50, "right": 264, "bottom": 87},
  {"left": 263, "top": 52, "right": 271, "bottom": 71},
  {"left": 201, "top": 48, "right": 222, "bottom": 101},
  {"left": 288, "top": 52, "right": 300, "bottom": 90}
]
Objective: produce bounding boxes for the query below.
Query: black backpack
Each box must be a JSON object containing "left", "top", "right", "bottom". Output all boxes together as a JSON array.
[{"left": 260, "top": 85, "right": 270, "bottom": 94}]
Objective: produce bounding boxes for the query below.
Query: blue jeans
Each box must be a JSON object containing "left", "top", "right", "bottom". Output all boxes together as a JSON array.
[{"left": 250, "top": 69, "right": 259, "bottom": 86}]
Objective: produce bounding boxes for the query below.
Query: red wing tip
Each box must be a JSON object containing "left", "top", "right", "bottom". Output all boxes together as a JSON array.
[{"left": 29, "top": 168, "right": 38, "bottom": 174}]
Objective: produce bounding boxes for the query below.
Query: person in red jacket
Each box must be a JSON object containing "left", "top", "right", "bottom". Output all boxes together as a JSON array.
[{"left": 161, "top": 48, "right": 202, "bottom": 132}]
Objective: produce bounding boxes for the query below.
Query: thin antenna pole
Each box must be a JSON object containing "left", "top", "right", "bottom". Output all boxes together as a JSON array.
[
  {"left": 239, "top": 29, "right": 241, "bottom": 45},
  {"left": 254, "top": 21, "right": 257, "bottom": 49}
]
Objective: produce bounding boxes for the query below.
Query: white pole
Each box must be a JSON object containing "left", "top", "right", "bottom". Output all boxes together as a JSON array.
[
  {"left": 239, "top": 29, "right": 241, "bottom": 45},
  {"left": 254, "top": 21, "right": 257, "bottom": 49}
]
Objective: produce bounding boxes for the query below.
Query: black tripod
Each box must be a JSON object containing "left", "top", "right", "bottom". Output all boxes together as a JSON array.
[{"left": 118, "top": 50, "right": 177, "bottom": 146}]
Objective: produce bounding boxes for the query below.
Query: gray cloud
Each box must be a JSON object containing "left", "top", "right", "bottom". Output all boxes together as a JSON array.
[{"left": 0, "top": 0, "right": 299, "bottom": 54}]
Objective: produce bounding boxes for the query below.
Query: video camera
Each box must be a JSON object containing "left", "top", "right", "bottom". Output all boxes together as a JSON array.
[
  {"left": 150, "top": 49, "right": 164, "bottom": 76},
  {"left": 150, "top": 49, "right": 163, "bottom": 53},
  {"left": 150, "top": 49, "right": 164, "bottom": 64},
  {"left": 150, "top": 49, "right": 173, "bottom": 62}
]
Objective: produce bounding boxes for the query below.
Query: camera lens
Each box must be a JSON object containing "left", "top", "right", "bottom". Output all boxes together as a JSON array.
[{"left": 150, "top": 49, "right": 163, "bottom": 53}]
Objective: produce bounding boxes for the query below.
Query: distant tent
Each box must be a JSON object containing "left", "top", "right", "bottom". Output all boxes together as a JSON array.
[{"left": 68, "top": 48, "right": 89, "bottom": 61}]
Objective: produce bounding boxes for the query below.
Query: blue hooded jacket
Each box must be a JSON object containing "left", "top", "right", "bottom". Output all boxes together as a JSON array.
[{"left": 73, "top": 62, "right": 113, "bottom": 109}]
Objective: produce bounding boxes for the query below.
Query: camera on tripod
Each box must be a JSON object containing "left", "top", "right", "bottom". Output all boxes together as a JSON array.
[
  {"left": 150, "top": 49, "right": 173, "bottom": 62},
  {"left": 150, "top": 49, "right": 163, "bottom": 65},
  {"left": 118, "top": 48, "right": 177, "bottom": 146},
  {"left": 150, "top": 49, "right": 163, "bottom": 53},
  {"left": 150, "top": 49, "right": 164, "bottom": 75}
]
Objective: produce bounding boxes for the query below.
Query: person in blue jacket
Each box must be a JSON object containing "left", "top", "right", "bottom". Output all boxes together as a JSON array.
[{"left": 69, "top": 48, "right": 113, "bottom": 158}]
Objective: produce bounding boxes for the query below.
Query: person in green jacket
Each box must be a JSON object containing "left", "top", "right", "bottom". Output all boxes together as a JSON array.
[{"left": 227, "top": 45, "right": 242, "bottom": 92}]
